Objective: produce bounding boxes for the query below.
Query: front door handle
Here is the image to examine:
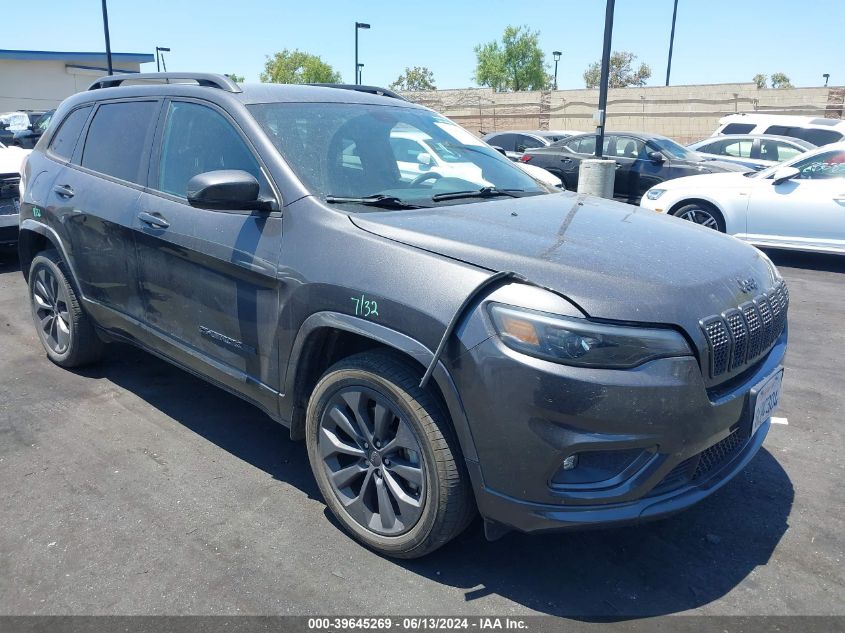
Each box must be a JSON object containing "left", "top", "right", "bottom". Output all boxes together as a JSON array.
[
  {"left": 53, "top": 184, "right": 74, "bottom": 198},
  {"left": 137, "top": 211, "right": 170, "bottom": 229}
]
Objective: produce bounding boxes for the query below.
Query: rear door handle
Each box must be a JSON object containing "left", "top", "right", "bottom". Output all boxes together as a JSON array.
[
  {"left": 137, "top": 211, "right": 170, "bottom": 229},
  {"left": 53, "top": 184, "right": 74, "bottom": 198}
]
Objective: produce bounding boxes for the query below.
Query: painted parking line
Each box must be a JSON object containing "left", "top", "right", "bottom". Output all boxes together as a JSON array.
[{"left": 771, "top": 417, "right": 789, "bottom": 425}]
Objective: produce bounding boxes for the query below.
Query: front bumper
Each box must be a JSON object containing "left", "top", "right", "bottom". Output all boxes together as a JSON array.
[
  {"left": 452, "top": 325, "right": 787, "bottom": 534},
  {"left": 0, "top": 197, "right": 19, "bottom": 243}
]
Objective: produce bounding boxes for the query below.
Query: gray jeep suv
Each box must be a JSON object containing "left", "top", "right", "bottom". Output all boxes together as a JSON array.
[{"left": 18, "top": 73, "right": 788, "bottom": 558}]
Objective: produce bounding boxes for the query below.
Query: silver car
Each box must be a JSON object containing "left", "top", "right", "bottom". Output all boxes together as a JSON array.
[{"left": 688, "top": 134, "right": 815, "bottom": 170}]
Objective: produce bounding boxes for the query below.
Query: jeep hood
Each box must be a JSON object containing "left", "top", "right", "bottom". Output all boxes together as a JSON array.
[{"left": 350, "top": 192, "right": 777, "bottom": 333}]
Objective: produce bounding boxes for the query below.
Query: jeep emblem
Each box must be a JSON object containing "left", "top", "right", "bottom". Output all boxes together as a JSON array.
[{"left": 737, "top": 277, "right": 758, "bottom": 293}]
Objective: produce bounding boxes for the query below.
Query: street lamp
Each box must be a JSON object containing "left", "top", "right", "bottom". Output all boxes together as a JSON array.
[
  {"left": 355, "top": 22, "right": 370, "bottom": 85},
  {"left": 552, "top": 51, "right": 562, "bottom": 90},
  {"left": 357, "top": 63, "right": 365, "bottom": 85},
  {"left": 156, "top": 46, "right": 170, "bottom": 73},
  {"left": 100, "top": 0, "right": 113, "bottom": 75},
  {"left": 665, "top": 0, "right": 679, "bottom": 85},
  {"left": 823, "top": 73, "right": 830, "bottom": 87}
]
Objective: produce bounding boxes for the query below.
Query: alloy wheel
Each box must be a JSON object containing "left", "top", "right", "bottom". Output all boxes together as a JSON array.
[
  {"left": 318, "top": 387, "right": 426, "bottom": 536},
  {"left": 676, "top": 206, "right": 719, "bottom": 230},
  {"left": 31, "top": 266, "right": 71, "bottom": 355}
]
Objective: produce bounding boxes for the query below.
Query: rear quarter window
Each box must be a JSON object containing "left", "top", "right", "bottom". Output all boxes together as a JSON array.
[
  {"left": 47, "top": 106, "right": 92, "bottom": 161},
  {"left": 81, "top": 101, "right": 159, "bottom": 185},
  {"left": 721, "top": 123, "right": 755, "bottom": 134}
]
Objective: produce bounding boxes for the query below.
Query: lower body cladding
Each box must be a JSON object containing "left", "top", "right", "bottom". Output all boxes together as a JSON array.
[{"left": 451, "top": 328, "right": 787, "bottom": 536}]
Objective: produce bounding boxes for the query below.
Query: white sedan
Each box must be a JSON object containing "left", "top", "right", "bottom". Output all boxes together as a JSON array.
[{"left": 640, "top": 142, "right": 845, "bottom": 255}]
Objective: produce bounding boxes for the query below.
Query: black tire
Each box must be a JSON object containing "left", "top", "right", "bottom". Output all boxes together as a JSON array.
[
  {"left": 672, "top": 201, "right": 726, "bottom": 232},
  {"left": 306, "top": 351, "right": 475, "bottom": 558},
  {"left": 28, "top": 249, "right": 103, "bottom": 368}
]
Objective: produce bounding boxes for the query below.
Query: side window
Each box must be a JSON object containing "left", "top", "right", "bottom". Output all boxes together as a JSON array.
[
  {"left": 390, "top": 137, "right": 426, "bottom": 163},
  {"left": 695, "top": 140, "right": 722, "bottom": 154},
  {"left": 488, "top": 133, "right": 515, "bottom": 151},
  {"left": 82, "top": 101, "right": 158, "bottom": 184},
  {"left": 613, "top": 136, "right": 645, "bottom": 158},
  {"left": 791, "top": 151, "right": 845, "bottom": 180},
  {"left": 722, "top": 139, "right": 753, "bottom": 158},
  {"left": 792, "top": 128, "right": 842, "bottom": 147},
  {"left": 722, "top": 123, "right": 755, "bottom": 134},
  {"left": 47, "top": 106, "right": 92, "bottom": 161},
  {"left": 770, "top": 141, "right": 803, "bottom": 162},
  {"left": 515, "top": 135, "right": 540, "bottom": 152},
  {"left": 158, "top": 101, "right": 263, "bottom": 198},
  {"left": 571, "top": 136, "right": 596, "bottom": 155}
]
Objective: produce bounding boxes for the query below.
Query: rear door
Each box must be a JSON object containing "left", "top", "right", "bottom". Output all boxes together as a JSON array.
[
  {"left": 746, "top": 149, "right": 845, "bottom": 251},
  {"left": 134, "top": 98, "right": 283, "bottom": 410},
  {"left": 49, "top": 100, "right": 158, "bottom": 322},
  {"left": 607, "top": 135, "right": 647, "bottom": 200}
]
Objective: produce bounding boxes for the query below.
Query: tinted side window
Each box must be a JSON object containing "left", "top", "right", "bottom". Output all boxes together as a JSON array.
[
  {"left": 82, "top": 101, "right": 158, "bottom": 184},
  {"left": 488, "top": 133, "right": 515, "bottom": 151},
  {"left": 721, "top": 123, "right": 755, "bottom": 134},
  {"left": 792, "top": 128, "right": 842, "bottom": 146},
  {"left": 48, "top": 106, "right": 91, "bottom": 161},
  {"left": 515, "top": 135, "right": 541, "bottom": 152},
  {"left": 158, "top": 101, "right": 262, "bottom": 198}
]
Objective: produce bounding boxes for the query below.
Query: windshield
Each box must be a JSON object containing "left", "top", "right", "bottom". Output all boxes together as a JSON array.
[
  {"left": 648, "top": 137, "right": 701, "bottom": 161},
  {"left": 248, "top": 102, "right": 546, "bottom": 207}
]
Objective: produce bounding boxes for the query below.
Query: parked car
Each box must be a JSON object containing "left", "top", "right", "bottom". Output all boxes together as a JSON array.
[
  {"left": 482, "top": 129, "right": 580, "bottom": 161},
  {"left": 12, "top": 110, "right": 54, "bottom": 149},
  {"left": 521, "top": 131, "right": 749, "bottom": 203},
  {"left": 19, "top": 73, "right": 787, "bottom": 558},
  {"left": 713, "top": 113, "right": 845, "bottom": 147},
  {"left": 0, "top": 141, "right": 30, "bottom": 244},
  {"left": 688, "top": 134, "right": 815, "bottom": 170},
  {"left": 640, "top": 142, "right": 845, "bottom": 255}
]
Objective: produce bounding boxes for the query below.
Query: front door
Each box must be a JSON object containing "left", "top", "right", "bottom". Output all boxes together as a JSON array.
[
  {"left": 746, "top": 149, "right": 845, "bottom": 251},
  {"left": 134, "top": 99, "right": 283, "bottom": 411}
]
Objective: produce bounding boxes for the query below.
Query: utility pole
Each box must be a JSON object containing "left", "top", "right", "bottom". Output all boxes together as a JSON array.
[
  {"left": 665, "top": 0, "right": 679, "bottom": 86},
  {"left": 355, "top": 22, "right": 370, "bottom": 85},
  {"left": 595, "top": 0, "right": 615, "bottom": 158},
  {"left": 101, "top": 0, "right": 113, "bottom": 75}
]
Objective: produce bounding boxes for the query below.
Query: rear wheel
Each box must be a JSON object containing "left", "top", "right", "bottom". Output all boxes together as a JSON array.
[
  {"left": 306, "top": 351, "right": 474, "bottom": 558},
  {"left": 672, "top": 201, "right": 725, "bottom": 232},
  {"left": 28, "top": 250, "right": 103, "bottom": 367}
]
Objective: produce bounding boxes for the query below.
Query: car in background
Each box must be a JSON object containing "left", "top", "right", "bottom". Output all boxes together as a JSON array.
[
  {"left": 520, "top": 131, "right": 748, "bottom": 203},
  {"left": 688, "top": 134, "right": 815, "bottom": 170},
  {"left": 482, "top": 129, "right": 580, "bottom": 161},
  {"left": 640, "top": 142, "right": 845, "bottom": 255},
  {"left": 390, "top": 127, "right": 561, "bottom": 189},
  {"left": 12, "top": 110, "right": 55, "bottom": 149},
  {"left": 0, "top": 141, "right": 30, "bottom": 244},
  {"left": 713, "top": 113, "right": 845, "bottom": 147}
]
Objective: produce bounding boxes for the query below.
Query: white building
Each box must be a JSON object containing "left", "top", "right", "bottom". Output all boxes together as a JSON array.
[{"left": 0, "top": 49, "right": 154, "bottom": 112}]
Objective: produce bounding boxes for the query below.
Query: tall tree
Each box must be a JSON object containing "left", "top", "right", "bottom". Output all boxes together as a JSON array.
[
  {"left": 390, "top": 67, "right": 436, "bottom": 91},
  {"left": 753, "top": 73, "right": 768, "bottom": 89},
  {"left": 583, "top": 51, "right": 651, "bottom": 89},
  {"left": 260, "top": 49, "right": 342, "bottom": 84},
  {"left": 770, "top": 72, "right": 793, "bottom": 89},
  {"left": 474, "top": 26, "right": 552, "bottom": 91}
]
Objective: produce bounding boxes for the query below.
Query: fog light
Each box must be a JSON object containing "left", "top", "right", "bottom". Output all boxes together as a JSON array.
[{"left": 561, "top": 454, "right": 578, "bottom": 471}]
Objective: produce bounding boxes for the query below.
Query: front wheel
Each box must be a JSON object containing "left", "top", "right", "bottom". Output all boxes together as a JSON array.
[
  {"left": 672, "top": 201, "right": 725, "bottom": 232},
  {"left": 306, "top": 352, "right": 474, "bottom": 558}
]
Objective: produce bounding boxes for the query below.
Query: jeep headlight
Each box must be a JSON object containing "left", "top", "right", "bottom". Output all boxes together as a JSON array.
[
  {"left": 645, "top": 188, "right": 666, "bottom": 200},
  {"left": 489, "top": 304, "right": 692, "bottom": 368}
]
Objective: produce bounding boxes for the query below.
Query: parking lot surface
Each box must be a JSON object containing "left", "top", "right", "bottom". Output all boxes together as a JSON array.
[{"left": 0, "top": 246, "right": 843, "bottom": 618}]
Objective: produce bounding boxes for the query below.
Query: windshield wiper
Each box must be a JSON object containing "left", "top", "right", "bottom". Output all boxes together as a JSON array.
[
  {"left": 324, "top": 194, "right": 422, "bottom": 209},
  {"left": 431, "top": 187, "right": 525, "bottom": 202}
]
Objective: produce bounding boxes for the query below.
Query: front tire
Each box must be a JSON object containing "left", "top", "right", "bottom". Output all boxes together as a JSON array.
[
  {"left": 306, "top": 351, "right": 474, "bottom": 558},
  {"left": 28, "top": 250, "right": 103, "bottom": 367},
  {"left": 672, "top": 201, "right": 726, "bottom": 232}
]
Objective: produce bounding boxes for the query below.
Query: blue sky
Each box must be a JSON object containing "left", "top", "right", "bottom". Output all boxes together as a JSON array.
[{"left": 5, "top": 0, "right": 843, "bottom": 89}]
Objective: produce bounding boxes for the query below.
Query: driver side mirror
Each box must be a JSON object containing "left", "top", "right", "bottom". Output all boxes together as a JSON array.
[
  {"left": 186, "top": 170, "right": 274, "bottom": 211},
  {"left": 772, "top": 166, "right": 800, "bottom": 185},
  {"left": 647, "top": 151, "right": 665, "bottom": 164}
]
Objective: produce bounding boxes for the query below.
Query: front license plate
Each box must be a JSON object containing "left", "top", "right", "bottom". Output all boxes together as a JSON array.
[{"left": 752, "top": 369, "right": 783, "bottom": 436}]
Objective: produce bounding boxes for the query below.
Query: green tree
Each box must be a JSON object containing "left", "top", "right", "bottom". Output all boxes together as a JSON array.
[
  {"left": 225, "top": 73, "right": 245, "bottom": 83},
  {"left": 260, "top": 49, "right": 342, "bottom": 84},
  {"left": 474, "top": 25, "right": 552, "bottom": 91},
  {"left": 770, "top": 72, "right": 793, "bottom": 89},
  {"left": 583, "top": 51, "right": 651, "bottom": 89},
  {"left": 390, "top": 66, "right": 437, "bottom": 91},
  {"left": 753, "top": 73, "right": 768, "bottom": 89}
]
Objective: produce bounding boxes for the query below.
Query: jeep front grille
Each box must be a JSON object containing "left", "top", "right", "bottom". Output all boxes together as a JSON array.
[{"left": 701, "top": 281, "right": 788, "bottom": 379}]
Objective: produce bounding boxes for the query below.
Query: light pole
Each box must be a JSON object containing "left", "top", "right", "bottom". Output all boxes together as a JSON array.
[
  {"left": 552, "top": 51, "right": 562, "bottom": 90},
  {"left": 665, "top": 0, "right": 679, "bottom": 86},
  {"left": 355, "top": 22, "right": 370, "bottom": 85},
  {"left": 823, "top": 73, "right": 830, "bottom": 87},
  {"left": 357, "top": 63, "right": 365, "bottom": 85},
  {"left": 596, "top": 0, "right": 615, "bottom": 158},
  {"left": 100, "top": 0, "right": 113, "bottom": 75},
  {"left": 156, "top": 46, "right": 170, "bottom": 73}
]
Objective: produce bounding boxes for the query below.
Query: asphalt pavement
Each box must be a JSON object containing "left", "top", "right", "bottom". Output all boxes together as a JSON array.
[{"left": 0, "top": 246, "right": 843, "bottom": 618}]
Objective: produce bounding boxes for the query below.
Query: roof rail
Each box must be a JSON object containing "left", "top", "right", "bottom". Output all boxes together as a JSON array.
[
  {"left": 306, "top": 83, "right": 407, "bottom": 101},
  {"left": 88, "top": 72, "right": 242, "bottom": 93}
]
